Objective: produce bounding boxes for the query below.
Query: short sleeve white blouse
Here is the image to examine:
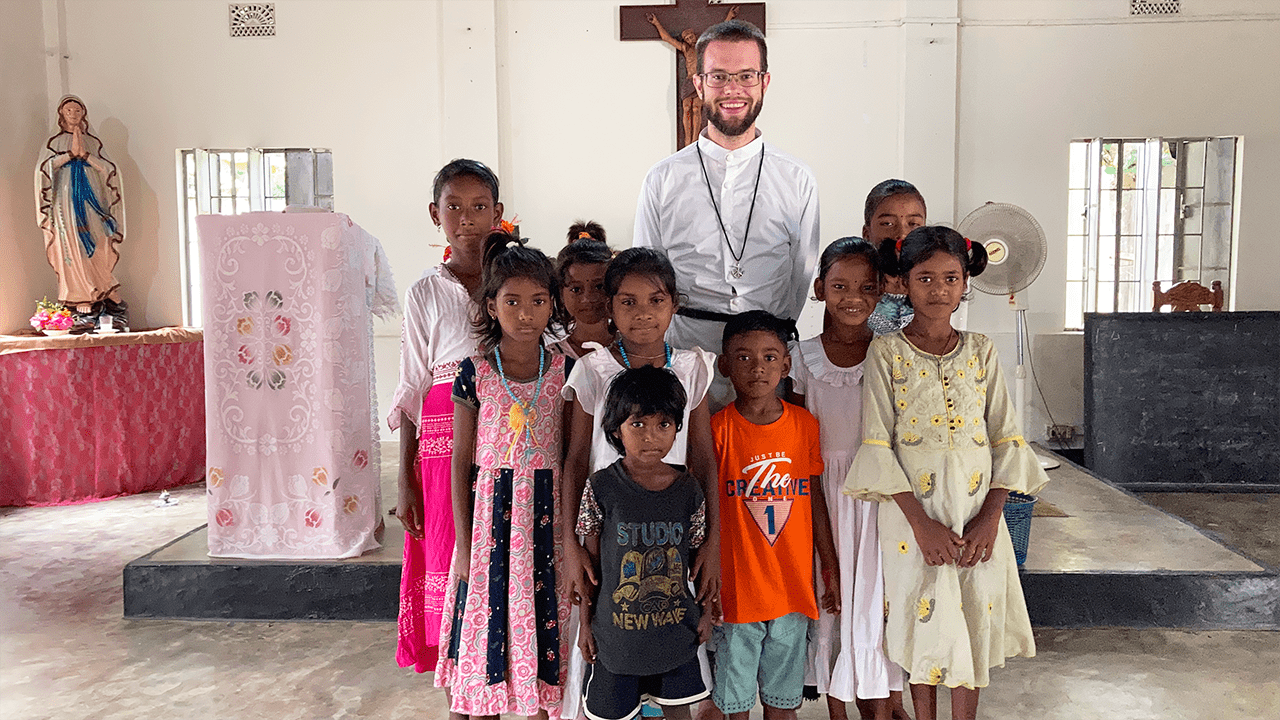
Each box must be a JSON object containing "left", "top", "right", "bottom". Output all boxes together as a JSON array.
[
  {"left": 562, "top": 344, "right": 715, "bottom": 473},
  {"left": 790, "top": 336, "right": 865, "bottom": 462}
]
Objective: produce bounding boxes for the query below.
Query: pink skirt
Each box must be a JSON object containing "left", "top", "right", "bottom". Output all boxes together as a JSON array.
[{"left": 396, "top": 379, "right": 456, "bottom": 672}]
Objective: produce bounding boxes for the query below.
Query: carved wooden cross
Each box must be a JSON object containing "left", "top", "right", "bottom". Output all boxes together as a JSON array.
[{"left": 621, "top": 0, "right": 766, "bottom": 149}]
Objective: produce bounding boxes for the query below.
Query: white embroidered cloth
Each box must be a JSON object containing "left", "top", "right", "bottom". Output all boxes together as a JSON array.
[{"left": 197, "top": 212, "right": 399, "bottom": 559}]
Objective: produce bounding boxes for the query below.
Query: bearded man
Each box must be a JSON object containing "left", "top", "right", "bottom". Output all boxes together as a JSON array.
[{"left": 633, "top": 19, "right": 820, "bottom": 410}]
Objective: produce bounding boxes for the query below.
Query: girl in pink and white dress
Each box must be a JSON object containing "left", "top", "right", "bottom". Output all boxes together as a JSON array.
[
  {"left": 390, "top": 159, "right": 502, "bottom": 677},
  {"left": 436, "top": 233, "right": 573, "bottom": 719}
]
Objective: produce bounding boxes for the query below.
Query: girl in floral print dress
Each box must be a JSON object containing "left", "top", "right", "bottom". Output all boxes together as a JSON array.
[
  {"left": 845, "top": 226, "right": 1049, "bottom": 720},
  {"left": 436, "top": 232, "right": 572, "bottom": 719}
]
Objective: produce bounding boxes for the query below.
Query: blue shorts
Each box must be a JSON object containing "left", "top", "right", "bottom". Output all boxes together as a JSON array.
[
  {"left": 583, "top": 656, "right": 709, "bottom": 720},
  {"left": 711, "top": 613, "right": 809, "bottom": 713}
]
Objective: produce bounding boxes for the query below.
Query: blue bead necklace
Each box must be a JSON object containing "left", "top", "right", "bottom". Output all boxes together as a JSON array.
[
  {"left": 616, "top": 338, "right": 672, "bottom": 369},
  {"left": 494, "top": 343, "right": 546, "bottom": 463}
]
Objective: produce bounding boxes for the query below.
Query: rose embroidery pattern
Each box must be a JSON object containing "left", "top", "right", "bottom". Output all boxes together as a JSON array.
[{"left": 235, "top": 288, "right": 294, "bottom": 391}]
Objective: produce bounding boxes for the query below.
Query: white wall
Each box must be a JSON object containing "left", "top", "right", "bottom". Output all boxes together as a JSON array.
[
  {"left": 956, "top": 0, "right": 1280, "bottom": 436},
  {"left": 0, "top": 0, "right": 54, "bottom": 331},
  {"left": 53, "top": 0, "right": 451, "bottom": 325},
  {"left": 8, "top": 0, "right": 1277, "bottom": 440},
  {"left": 39, "top": 0, "right": 452, "bottom": 431}
]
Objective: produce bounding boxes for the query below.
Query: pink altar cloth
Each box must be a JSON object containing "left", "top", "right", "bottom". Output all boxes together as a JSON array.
[
  {"left": 197, "top": 212, "right": 398, "bottom": 559},
  {"left": 0, "top": 329, "right": 206, "bottom": 507}
]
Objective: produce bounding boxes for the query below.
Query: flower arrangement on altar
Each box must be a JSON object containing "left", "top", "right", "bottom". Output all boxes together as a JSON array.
[{"left": 29, "top": 298, "right": 74, "bottom": 333}]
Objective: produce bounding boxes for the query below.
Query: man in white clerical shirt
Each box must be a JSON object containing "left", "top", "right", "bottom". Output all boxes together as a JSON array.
[{"left": 633, "top": 19, "right": 820, "bottom": 410}]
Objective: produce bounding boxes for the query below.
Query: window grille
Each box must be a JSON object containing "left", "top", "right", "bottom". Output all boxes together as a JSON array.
[
  {"left": 229, "top": 3, "right": 275, "bottom": 37},
  {"left": 179, "top": 148, "right": 333, "bottom": 326},
  {"left": 1064, "top": 137, "right": 1238, "bottom": 330},
  {"left": 1130, "top": 1, "right": 1181, "bottom": 16}
]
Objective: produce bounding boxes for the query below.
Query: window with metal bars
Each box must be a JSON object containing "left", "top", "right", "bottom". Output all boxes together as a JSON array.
[
  {"left": 1064, "top": 137, "right": 1238, "bottom": 330},
  {"left": 178, "top": 148, "right": 333, "bottom": 326}
]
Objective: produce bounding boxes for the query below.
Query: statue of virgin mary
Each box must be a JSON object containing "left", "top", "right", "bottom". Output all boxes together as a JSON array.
[{"left": 35, "top": 95, "right": 127, "bottom": 319}]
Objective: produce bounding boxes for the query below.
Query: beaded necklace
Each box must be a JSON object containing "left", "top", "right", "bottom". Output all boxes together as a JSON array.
[
  {"left": 494, "top": 344, "right": 546, "bottom": 462},
  {"left": 616, "top": 338, "right": 672, "bottom": 369}
]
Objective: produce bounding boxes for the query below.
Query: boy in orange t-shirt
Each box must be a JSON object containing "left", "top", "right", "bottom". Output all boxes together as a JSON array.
[{"left": 710, "top": 310, "right": 840, "bottom": 719}]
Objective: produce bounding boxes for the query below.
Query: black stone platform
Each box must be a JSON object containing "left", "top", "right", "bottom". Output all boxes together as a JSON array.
[
  {"left": 1023, "top": 569, "right": 1278, "bottom": 629},
  {"left": 1018, "top": 452, "right": 1278, "bottom": 630},
  {"left": 124, "top": 525, "right": 400, "bottom": 621},
  {"left": 123, "top": 450, "right": 1278, "bottom": 628}
]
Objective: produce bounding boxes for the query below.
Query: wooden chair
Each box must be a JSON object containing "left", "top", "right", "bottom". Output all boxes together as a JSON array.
[{"left": 1153, "top": 280, "right": 1224, "bottom": 312}]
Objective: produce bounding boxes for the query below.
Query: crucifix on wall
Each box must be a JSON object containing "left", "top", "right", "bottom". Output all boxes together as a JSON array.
[{"left": 621, "top": 0, "right": 766, "bottom": 149}]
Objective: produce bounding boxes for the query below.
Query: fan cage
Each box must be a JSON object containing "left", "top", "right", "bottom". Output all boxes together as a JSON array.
[{"left": 958, "top": 203, "right": 1047, "bottom": 296}]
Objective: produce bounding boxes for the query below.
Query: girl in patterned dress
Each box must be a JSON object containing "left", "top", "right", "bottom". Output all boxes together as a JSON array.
[
  {"left": 391, "top": 159, "right": 503, "bottom": 676},
  {"left": 846, "top": 227, "right": 1049, "bottom": 720},
  {"left": 436, "top": 232, "right": 573, "bottom": 719}
]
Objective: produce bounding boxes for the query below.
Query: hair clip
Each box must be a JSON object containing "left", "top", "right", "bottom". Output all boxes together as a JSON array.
[
  {"left": 965, "top": 237, "right": 972, "bottom": 251},
  {"left": 578, "top": 231, "right": 592, "bottom": 240}
]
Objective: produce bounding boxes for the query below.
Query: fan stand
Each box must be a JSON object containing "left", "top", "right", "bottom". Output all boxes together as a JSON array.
[
  {"left": 961, "top": 202, "right": 1057, "bottom": 471},
  {"left": 1009, "top": 293, "right": 1060, "bottom": 471}
]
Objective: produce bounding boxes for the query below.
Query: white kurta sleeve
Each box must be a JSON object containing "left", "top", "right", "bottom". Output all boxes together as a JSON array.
[
  {"left": 387, "top": 283, "right": 433, "bottom": 431},
  {"left": 562, "top": 348, "right": 604, "bottom": 410},
  {"left": 685, "top": 347, "right": 716, "bottom": 408},
  {"left": 787, "top": 174, "right": 820, "bottom": 323},
  {"left": 632, "top": 166, "right": 663, "bottom": 250}
]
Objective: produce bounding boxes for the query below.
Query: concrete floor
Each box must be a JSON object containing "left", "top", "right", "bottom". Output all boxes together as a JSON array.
[
  {"left": 1018, "top": 460, "right": 1264, "bottom": 573},
  {"left": 1138, "top": 492, "right": 1280, "bottom": 569},
  {"left": 3, "top": 476, "right": 1278, "bottom": 719}
]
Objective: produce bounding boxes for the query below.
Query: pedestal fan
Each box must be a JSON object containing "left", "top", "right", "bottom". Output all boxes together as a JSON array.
[{"left": 957, "top": 202, "right": 1060, "bottom": 470}]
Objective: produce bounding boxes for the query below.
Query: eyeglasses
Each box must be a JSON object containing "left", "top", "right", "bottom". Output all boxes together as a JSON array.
[{"left": 698, "top": 71, "right": 765, "bottom": 88}]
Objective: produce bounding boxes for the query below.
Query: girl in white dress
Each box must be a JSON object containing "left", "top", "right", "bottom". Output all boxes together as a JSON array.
[{"left": 789, "top": 238, "right": 904, "bottom": 720}]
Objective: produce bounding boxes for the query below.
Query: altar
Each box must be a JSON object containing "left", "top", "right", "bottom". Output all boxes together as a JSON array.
[
  {"left": 0, "top": 328, "right": 205, "bottom": 506},
  {"left": 196, "top": 211, "right": 397, "bottom": 560}
]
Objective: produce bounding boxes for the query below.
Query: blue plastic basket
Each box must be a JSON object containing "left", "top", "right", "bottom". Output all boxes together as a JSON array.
[{"left": 1003, "top": 491, "right": 1037, "bottom": 566}]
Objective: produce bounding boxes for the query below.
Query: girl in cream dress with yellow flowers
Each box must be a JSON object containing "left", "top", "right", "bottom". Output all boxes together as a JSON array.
[{"left": 846, "top": 226, "right": 1049, "bottom": 720}]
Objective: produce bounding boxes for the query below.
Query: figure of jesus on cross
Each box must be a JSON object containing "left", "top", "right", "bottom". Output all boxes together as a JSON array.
[
  {"left": 647, "top": 5, "right": 736, "bottom": 148},
  {"left": 622, "top": 0, "right": 766, "bottom": 149}
]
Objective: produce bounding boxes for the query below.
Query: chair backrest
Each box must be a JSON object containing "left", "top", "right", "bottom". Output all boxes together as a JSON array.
[{"left": 1153, "top": 280, "right": 1224, "bottom": 312}]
